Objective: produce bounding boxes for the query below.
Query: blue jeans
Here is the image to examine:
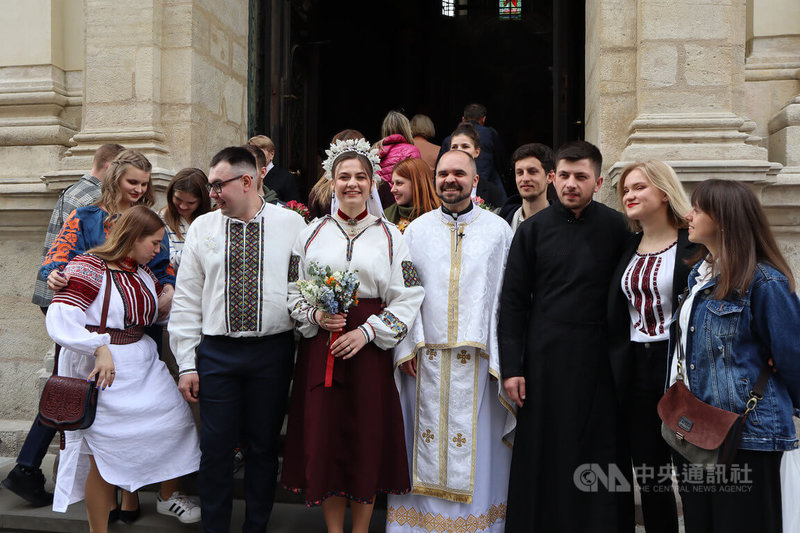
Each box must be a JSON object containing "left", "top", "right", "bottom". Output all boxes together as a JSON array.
[
  {"left": 197, "top": 332, "right": 294, "bottom": 533},
  {"left": 16, "top": 419, "right": 56, "bottom": 470}
]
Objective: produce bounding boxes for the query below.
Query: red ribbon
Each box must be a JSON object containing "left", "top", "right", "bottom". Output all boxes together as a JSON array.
[{"left": 324, "top": 331, "right": 339, "bottom": 388}]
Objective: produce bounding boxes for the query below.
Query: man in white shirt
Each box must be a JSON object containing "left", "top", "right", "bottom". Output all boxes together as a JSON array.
[
  {"left": 499, "top": 143, "right": 554, "bottom": 232},
  {"left": 169, "top": 146, "right": 307, "bottom": 533}
]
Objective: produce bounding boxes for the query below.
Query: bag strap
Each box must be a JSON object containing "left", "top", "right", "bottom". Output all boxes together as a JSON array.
[
  {"left": 52, "top": 267, "right": 113, "bottom": 377},
  {"left": 98, "top": 267, "right": 113, "bottom": 334},
  {"left": 673, "top": 287, "right": 690, "bottom": 381},
  {"left": 674, "top": 285, "right": 770, "bottom": 414}
]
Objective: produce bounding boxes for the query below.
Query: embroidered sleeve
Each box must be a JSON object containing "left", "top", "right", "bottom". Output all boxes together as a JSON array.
[
  {"left": 288, "top": 228, "right": 320, "bottom": 338},
  {"left": 364, "top": 225, "right": 424, "bottom": 349},
  {"left": 401, "top": 260, "right": 421, "bottom": 287},
  {"left": 378, "top": 310, "right": 408, "bottom": 340},
  {"left": 50, "top": 254, "right": 105, "bottom": 311},
  {"left": 358, "top": 322, "right": 376, "bottom": 343},
  {"left": 288, "top": 254, "right": 300, "bottom": 283},
  {"left": 40, "top": 209, "right": 82, "bottom": 278}
]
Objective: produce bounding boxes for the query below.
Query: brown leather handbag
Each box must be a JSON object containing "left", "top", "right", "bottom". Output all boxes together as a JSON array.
[
  {"left": 658, "top": 288, "right": 769, "bottom": 467},
  {"left": 38, "top": 269, "right": 112, "bottom": 449}
]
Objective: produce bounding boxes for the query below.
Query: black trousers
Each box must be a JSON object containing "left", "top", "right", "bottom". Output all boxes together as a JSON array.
[
  {"left": 629, "top": 341, "right": 679, "bottom": 533},
  {"left": 197, "top": 332, "right": 294, "bottom": 533},
  {"left": 674, "top": 449, "right": 783, "bottom": 533}
]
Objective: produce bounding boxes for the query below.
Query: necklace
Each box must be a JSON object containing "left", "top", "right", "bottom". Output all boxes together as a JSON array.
[{"left": 336, "top": 209, "right": 368, "bottom": 236}]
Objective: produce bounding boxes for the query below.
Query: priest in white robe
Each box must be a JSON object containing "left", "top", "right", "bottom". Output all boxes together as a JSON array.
[{"left": 387, "top": 149, "right": 516, "bottom": 533}]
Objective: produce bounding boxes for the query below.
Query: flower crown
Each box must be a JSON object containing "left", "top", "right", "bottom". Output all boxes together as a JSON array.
[{"left": 321, "top": 138, "right": 381, "bottom": 182}]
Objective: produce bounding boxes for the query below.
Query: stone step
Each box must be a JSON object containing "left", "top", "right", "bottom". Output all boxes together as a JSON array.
[
  {"left": 0, "top": 457, "right": 386, "bottom": 532},
  {"left": 0, "top": 420, "right": 37, "bottom": 459}
]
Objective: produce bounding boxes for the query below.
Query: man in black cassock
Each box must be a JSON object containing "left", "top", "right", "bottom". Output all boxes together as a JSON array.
[{"left": 499, "top": 141, "right": 634, "bottom": 532}]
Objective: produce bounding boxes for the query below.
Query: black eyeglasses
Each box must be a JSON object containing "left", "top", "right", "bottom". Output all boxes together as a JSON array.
[{"left": 206, "top": 174, "right": 246, "bottom": 194}]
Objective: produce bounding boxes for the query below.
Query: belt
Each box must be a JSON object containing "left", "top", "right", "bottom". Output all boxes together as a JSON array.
[{"left": 86, "top": 325, "right": 145, "bottom": 345}]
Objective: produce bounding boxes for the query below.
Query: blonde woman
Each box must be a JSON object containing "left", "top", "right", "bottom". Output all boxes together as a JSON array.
[
  {"left": 608, "top": 160, "right": 694, "bottom": 532},
  {"left": 42, "top": 149, "right": 175, "bottom": 305}
]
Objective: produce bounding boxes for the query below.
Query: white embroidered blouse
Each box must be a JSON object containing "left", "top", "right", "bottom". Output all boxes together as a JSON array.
[{"left": 287, "top": 212, "right": 425, "bottom": 350}]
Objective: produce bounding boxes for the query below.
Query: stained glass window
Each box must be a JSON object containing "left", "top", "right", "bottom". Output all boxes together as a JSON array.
[
  {"left": 499, "top": 0, "right": 521, "bottom": 20},
  {"left": 442, "top": 0, "right": 455, "bottom": 17}
]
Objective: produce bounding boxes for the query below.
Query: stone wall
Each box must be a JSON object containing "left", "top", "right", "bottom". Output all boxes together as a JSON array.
[
  {"left": 586, "top": 0, "right": 800, "bottom": 278},
  {"left": 0, "top": 0, "right": 250, "bottom": 447},
  {"left": 0, "top": 0, "right": 86, "bottom": 432}
]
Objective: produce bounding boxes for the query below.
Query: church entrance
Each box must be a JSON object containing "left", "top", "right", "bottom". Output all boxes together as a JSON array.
[{"left": 249, "top": 0, "right": 585, "bottom": 197}]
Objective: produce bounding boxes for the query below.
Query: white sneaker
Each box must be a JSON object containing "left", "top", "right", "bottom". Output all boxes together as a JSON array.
[{"left": 156, "top": 491, "right": 202, "bottom": 524}]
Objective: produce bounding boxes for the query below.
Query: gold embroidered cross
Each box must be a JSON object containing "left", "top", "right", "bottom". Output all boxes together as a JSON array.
[
  {"left": 426, "top": 349, "right": 437, "bottom": 360},
  {"left": 456, "top": 350, "right": 471, "bottom": 364},
  {"left": 422, "top": 429, "right": 435, "bottom": 443},
  {"left": 452, "top": 433, "right": 466, "bottom": 447}
]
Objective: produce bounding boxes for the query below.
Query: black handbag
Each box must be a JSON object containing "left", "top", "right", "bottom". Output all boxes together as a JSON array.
[
  {"left": 657, "top": 288, "right": 769, "bottom": 467},
  {"left": 38, "top": 269, "right": 112, "bottom": 449}
]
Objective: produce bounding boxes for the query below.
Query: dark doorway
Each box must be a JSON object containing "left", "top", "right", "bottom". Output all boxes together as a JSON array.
[{"left": 250, "top": 0, "right": 585, "bottom": 198}]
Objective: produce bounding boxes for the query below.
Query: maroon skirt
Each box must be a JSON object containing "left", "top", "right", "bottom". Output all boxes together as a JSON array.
[{"left": 280, "top": 298, "right": 410, "bottom": 506}]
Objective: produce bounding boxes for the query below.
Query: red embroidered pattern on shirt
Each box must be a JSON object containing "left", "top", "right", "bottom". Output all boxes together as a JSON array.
[{"left": 52, "top": 254, "right": 105, "bottom": 310}]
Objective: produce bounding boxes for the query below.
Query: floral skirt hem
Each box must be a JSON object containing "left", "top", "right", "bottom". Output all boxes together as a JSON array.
[{"left": 282, "top": 484, "right": 411, "bottom": 507}]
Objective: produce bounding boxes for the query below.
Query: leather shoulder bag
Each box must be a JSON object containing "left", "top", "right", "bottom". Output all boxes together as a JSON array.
[
  {"left": 38, "top": 268, "right": 112, "bottom": 449},
  {"left": 657, "top": 287, "right": 770, "bottom": 467}
]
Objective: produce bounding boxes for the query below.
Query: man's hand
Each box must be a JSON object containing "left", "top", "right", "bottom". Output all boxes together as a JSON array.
[
  {"left": 504, "top": 376, "right": 526, "bottom": 408},
  {"left": 399, "top": 356, "right": 418, "bottom": 378},
  {"left": 178, "top": 372, "right": 200, "bottom": 403},
  {"left": 47, "top": 270, "right": 69, "bottom": 291},
  {"left": 157, "top": 284, "right": 175, "bottom": 321}
]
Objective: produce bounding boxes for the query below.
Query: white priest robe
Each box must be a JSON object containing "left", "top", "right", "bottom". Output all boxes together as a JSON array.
[{"left": 387, "top": 206, "right": 516, "bottom": 533}]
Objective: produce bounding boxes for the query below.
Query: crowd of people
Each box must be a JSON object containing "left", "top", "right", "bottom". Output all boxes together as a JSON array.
[{"left": 1, "top": 104, "right": 798, "bottom": 533}]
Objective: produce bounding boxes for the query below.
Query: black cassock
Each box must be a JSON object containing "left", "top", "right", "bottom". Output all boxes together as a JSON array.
[{"left": 499, "top": 200, "right": 635, "bottom": 532}]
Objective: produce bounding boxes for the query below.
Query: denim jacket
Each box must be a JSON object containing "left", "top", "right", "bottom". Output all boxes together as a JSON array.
[{"left": 667, "top": 261, "right": 800, "bottom": 452}]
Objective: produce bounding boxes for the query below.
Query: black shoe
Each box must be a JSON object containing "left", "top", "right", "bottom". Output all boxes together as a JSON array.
[
  {"left": 119, "top": 506, "right": 140, "bottom": 524},
  {"left": 109, "top": 487, "right": 121, "bottom": 524},
  {"left": 0, "top": 464, "right": 53, "bottom": 507},
  {"left": 109, "top": 505, "right": 120, "bottom": 524},
  {"left": 119, "top": 492, "right": 140, "bottom": 524}
]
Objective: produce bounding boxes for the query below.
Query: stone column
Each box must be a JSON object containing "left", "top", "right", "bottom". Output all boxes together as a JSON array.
[
  {"left": 0, "top": 0, "right": 84, "bottom": 435},
  {"left": 45, "top": 0, "right": 250, "bottom": 196},
  {"left": 0, "top": 0, "right": 84, "bottom": 232},
  {"left": 595, "top": 0, "right": 780, "bottom": 196},
  {"left": 50, "top": 0, "right": 176, "bottom": 192},
  {"left": 747, "top": 0, "right": 800, "bottom": 269}
]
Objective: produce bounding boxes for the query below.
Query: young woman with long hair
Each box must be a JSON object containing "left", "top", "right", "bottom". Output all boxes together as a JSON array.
[
  {"left": 383, "top": 157, "right": 440, "bottom": 232},
  {"left": 41, "top": 149, "right": 174, "bottom": 302},
  {"left": 46, "top": 206, "right": 200, "bottom": 531},
  {"left": 668, "top": 179, "right": 800, "bottom": 532},
  {"left": 608, "top": 160, "right": 694, "bottom": 532},
  {"left": 308, "top": 129, "right": 366, "bottom": 220},
  {"left": 160, "top": 168, "right": 211, "bottom": 271},
  {"left": 281, "top": 139, "right": 424, "bottom": 533},
  {"left": 39, "top": 150, "right": 180, "bottom": 523}
]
